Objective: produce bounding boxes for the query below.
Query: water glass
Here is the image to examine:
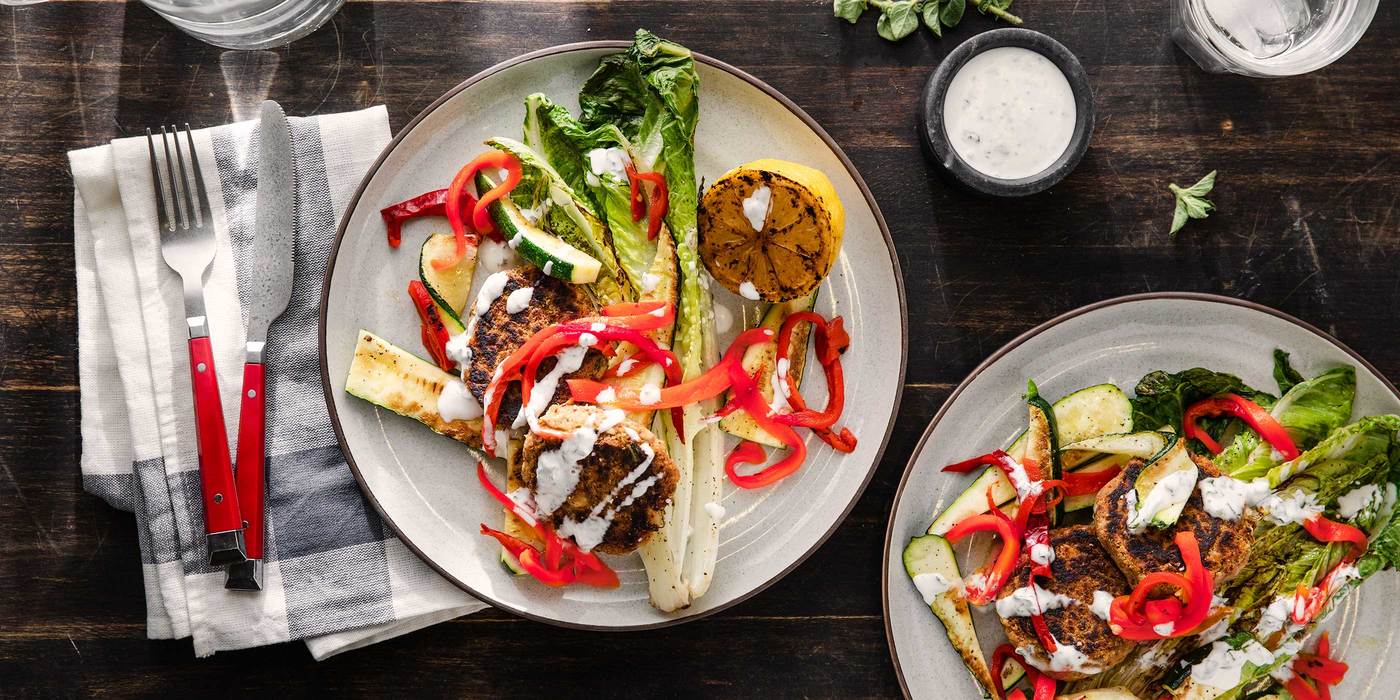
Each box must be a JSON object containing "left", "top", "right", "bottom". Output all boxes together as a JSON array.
[
  {"left": 1172, "top": 0, "right": 1378, "bottom": 77},
  {"left": 139, "top": 0, "right": 345, "bottom": 50}
]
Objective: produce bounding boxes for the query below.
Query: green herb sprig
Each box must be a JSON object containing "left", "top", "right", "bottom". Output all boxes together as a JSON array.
[
  {"left": 1168, "top": 170, "right": 1217, "bottom": 235},
  {"left": 834, "top": 0, "right": 1022, "bottom": 41}
]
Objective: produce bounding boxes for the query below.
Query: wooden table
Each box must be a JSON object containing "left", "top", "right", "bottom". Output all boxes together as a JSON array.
[{"left": 3, "top": 1, "right": 1397, "bottom": 695}]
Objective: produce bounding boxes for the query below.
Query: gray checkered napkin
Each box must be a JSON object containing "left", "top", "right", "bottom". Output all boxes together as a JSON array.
[{"left": 69, "top": 106, "right": 485, "bottom": 659}]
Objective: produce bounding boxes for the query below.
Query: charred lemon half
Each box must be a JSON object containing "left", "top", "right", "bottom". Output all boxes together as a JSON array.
[{"left": 698, "top": 159, "right": 844, "bottom": 302}]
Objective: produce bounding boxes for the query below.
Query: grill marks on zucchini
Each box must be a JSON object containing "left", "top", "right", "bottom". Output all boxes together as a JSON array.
[{"left": 344, "top": 330, "right": 482, "bottom": 448}]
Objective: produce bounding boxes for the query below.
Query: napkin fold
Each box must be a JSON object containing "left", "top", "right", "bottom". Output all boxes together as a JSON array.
[{"left": 70, "top": 106, "right": 486, "bottom": 659}]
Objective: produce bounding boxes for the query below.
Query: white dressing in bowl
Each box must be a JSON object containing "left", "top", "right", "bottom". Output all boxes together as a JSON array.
[{"left": 942, "top": 46, "right": 1077, "bottom": 181}]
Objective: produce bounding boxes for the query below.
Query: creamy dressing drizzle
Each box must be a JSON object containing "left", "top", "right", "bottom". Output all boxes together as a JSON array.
[
  {"left": 473, "top": 271, "right": 512, "bottom": 318},
  {"left": 712, "top": 303, "right": 734, "bottom": 334},
  {"left": 557, "top": 442, "right": 657, "bottom": 552},
  {"left": 638, "top": 383, "right": 661, "bottom": 406},
  {"left": 1196, "top": 617, "right": 1232, "bottom": 645},
  {"left": 437, "top": 378, "right": 482, "bottom": 423},
  {"left": 942, "top": 46, "right": 1077, "bottom": 180},
  {"left": 513, "top": 344, "right": 591, "bottom": 430},
  {"left": 1030, "top": 543, "right": 1056, "bottom": 566},
  {"left": 1261, "top": 489, "right": 1324, "bottom": 525},
  {"left": 741, "top": 185, "right": 772, "bottom": 232},
  {"left": 1190, "top": 639, "right": 1275, "bottom": 690},
  {"left": 1337, "top": 483, "right": 1381, "bottom": 520},
  {"left": 445, "top": 331, "right": 473, "bottom": 367},
  {"left": 1090, "top": 590, "right": 1114, "bottom": 621},
  {"left": 586, "top": 147, "right": 630, "bottom": 181},
  {"left": 1255, "top": 595, "right": 1301, "bottom": 639},
  {"left": 995, "top": 581, "right": 1075, "bottom": 619},
  {"left": 1199, "top": 475, "right": 1272, "bottom": 521},
  {"left": 1017, "top": 640, "right": 1101, "bottom": 676},
  {"left": 505, "top": 286, "right": 534, "bottom": 314},
  {"left": 1126, "top": 469, "right": 1198, "bottom": 532},
  {"left": 913, "top": 572, "right": 961, "bottom": 605},
  {"left": 1006, "top": 460, "right": 1044, "bottom": 501}
]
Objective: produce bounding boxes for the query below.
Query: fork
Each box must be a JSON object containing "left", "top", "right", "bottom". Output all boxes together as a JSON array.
[{"left": 146, "top": 124, "right": 247, "bottom": 567}]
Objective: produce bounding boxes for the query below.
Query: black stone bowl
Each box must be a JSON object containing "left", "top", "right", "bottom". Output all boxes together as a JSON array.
[{"left": 919, "top": 28, "right": 1095, "bottom": 197}]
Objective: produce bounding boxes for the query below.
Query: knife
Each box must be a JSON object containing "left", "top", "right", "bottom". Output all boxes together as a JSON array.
[{"left": 226, "top": 101, "right": 296, "bottom": 591}]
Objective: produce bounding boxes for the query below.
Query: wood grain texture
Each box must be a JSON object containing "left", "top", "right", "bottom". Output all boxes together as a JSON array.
[{"left": 2, "top": 0, "right": 1397, "bottom": 696}]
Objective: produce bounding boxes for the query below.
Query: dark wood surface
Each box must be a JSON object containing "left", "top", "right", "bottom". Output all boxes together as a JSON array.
[{"left": 3, "top": 0, "right": 1398, "bottom": 696}]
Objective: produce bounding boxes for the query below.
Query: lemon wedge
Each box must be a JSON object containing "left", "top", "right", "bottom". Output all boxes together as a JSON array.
[{"left": 698, "top": 158, "right": 844, "bottom": 302}]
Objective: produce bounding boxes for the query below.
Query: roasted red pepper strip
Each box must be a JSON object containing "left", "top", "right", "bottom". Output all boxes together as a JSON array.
[
  {"left": 723, "top": 361, "right": 809, "bottom": 488},
  {"left": 1108, "top": 531, "right": 1214, "bottom": 640},
  {"left": 1184, "top": 393, "right": 1300, "bottom": 459},
  {"left": 568, "top": 328, "right": 774, "bottom": 410},
  {"left": 772, "top": 313, "right": 849, "bottom": 429},
  {"left": 1303, "top": 514, "right": 1368, "bottom": 560},
  {"left": 1290, "top": 515, "right": 1368, "bottom": 625},
  {"left": 438, "top": 156, "right": 501, "bottom": 269},
  {"left": 380, "top": 188, "right": 453, "bottom": 248},
  {"left": 624, "top": 163, "right": 646, "bottom": 222},
  {"left": 600, "top": 300, "right": 676, "bottom": 329},
  {"left": 480, "top": 309, "right": 682, "bottom": 453},
  {"left": 606, "top": 355, "right": 655, "bottom": 378},
  {"left": 634, "top": 170, "right": 669, "bottom": 240},
  {"left": 768, "top": 313, "right": 857, "bottom": 452},
  {"left": 1296, "top": 651, "right": 1348, "bottom": 686},
  {"left": 990, "top": 644, "right": 1056, "bottom": 700},
  {"left": 945, "top": 514, "right": 1021, "bottom": 604},
  {"left": 523, "top": 325, "right": 681, "bottom": 409},
  {"left": 408, "top": 280, "right": 454, "bottom": 372},
  {"left": 475, "top": 463, "right": 619, "bottom": 589},
  {"left": 1286, "top": 631, "right": 1345, "bottom": 700},
  {"left": 469, "top": 151, "right": 523, "bottom": 235},
  {"left": 726, "top": 440, "right": 767, "bottom": 481},
  {"left": 1028, "top": 583, "right": 1058, "bottom": 653},
  {"left": 1062, "top": 467, "right": 1122, "bottom": 496},
  {"left": 1284, "top": 675, "right": 1325, "bottom": 700}
]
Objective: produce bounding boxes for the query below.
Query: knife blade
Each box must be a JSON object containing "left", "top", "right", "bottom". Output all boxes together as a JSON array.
[{"left": 227, "top": 100, "right": 295, "bottom": 591}]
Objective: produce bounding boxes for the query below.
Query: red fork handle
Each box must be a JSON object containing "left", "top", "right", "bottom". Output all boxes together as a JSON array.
[
  {"left": 234, "top": 362, "right": 267, "bottom": 560},
  {"left": 189, "top": 336, "right": 243, "bottom": 535}
]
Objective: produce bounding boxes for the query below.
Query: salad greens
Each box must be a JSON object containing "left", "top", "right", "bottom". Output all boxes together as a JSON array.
[
  {"left": 488, "top": 30, "right": 722, "bottom": 610},
  {"left": 1069, "top": 353, "right": 1400, "bottom": 697}
]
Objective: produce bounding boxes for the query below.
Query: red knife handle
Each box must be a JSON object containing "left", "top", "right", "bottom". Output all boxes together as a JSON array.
[
  {"left": 189, "top": 336, "right": 243, "bottom": 535},
  {"left": 234, "top": 361, "right": 267, "bottom": 560}
]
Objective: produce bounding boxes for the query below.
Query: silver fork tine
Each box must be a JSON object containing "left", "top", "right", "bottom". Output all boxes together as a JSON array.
[
  {"left": 182, "top": 124, "right": 212, "bottom": 229},
  {"left": 146, "top": 128, "right": 173, "bottom": 233},
  {"left": 168, "top": 125, "right": 195, "bottom": 231},
  {"left": 159, "top": 126, "right": 186, "bottom": 230}
]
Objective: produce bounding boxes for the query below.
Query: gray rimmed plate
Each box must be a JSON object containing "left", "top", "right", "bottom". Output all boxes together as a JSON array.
[
  {"left": 883, "top": 293, "right": 1400, "bottom": 699},
  {"left": 320, "top": 42, "right": 906, "bottom": 629}
]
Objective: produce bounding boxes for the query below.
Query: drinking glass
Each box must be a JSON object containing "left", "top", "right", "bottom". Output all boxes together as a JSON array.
[
  {"left": 138, "top": 0, "right": 346, "bottom": 50},
  {"left": 1172, "top": 0, "right": 1378, "bottom": 77}
]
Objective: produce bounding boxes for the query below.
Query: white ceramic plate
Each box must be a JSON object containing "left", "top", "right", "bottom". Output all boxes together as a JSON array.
[
  {"left": 883, "top": 293, "right": 1400, "bottom": 698},
  {"left": 320, "top": 43, "right": 906, "bottom": 629}
]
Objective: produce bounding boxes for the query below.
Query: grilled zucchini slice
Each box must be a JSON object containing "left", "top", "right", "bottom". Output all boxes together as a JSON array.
[{"left": 344, "top": 330, "right": 481, "bottom": 448}]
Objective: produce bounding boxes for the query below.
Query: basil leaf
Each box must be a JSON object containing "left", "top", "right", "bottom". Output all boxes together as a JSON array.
[
  {"left": 1167, "top": 170, "right": 1217, "bottom": 235},
  {"left": 921, "top": 1, "right": 943, "bottom": 35},
  {"left": 941, "top": 0, "right": 966, "bottom": 26},
  {"left": 833, "top": 0, "right": 868, "bottom": 23},
  {"left": 877, "top": 0, "right": 920, "bottom": 40}
]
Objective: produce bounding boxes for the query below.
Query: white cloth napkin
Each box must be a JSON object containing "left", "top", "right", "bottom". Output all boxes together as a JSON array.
[{"left": 70, "top": 106, "right": 486, "bottom": 659}]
